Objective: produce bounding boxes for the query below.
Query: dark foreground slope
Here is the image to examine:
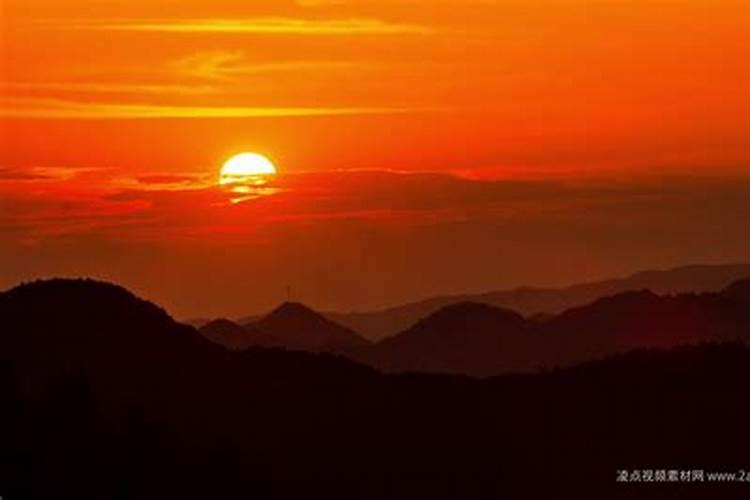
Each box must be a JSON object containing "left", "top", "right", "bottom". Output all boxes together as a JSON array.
[{"left": 3, "top": 279, "right": 750, "bottom": 499}]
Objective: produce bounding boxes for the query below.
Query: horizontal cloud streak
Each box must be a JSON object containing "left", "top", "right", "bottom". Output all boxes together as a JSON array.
[
  {"left": 0, "top": 97, "right": 413, "bottom": 119},
  {"left": 2, "top": 82, "right": 217, "bottom": 96},
  {"left": 40, "top": 17, "right": 433, "bottom": 35},
  {"left": 171, "top": 51, "right": 363, "bottom": 81}
]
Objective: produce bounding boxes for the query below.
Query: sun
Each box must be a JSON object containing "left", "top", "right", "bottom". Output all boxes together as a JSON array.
[{"left": 219, "top": 153, "right": 277, "bottom": 185}]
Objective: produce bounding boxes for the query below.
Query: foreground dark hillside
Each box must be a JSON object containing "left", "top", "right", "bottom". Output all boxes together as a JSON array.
[{"left": 2, "top": 279, "right": 750, "bottom": 498}]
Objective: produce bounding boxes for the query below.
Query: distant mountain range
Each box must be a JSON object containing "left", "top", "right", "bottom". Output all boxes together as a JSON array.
[
  {"left": 200, "top": 302, "right": 370, "bottom": 354},
  {"left": 190, "top": 264, "right": 750, "bottom": 377},
  {"left": 325, "top": 263, "right": 750, "bottom": 340},
  {"left": 5, "top": 277, "right": 750, "bottom": 497},
  {"left": 358, "top": 280, "right": 750, "bottom": 376}
]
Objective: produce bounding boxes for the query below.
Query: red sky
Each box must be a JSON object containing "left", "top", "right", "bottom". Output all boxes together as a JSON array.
[{"left": 1, "top": 0, "right": 749, "bottom": 317}]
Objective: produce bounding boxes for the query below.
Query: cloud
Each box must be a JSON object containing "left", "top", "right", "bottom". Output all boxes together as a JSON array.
[
  {"left": 2, "top": 52, "right": 361, "bottom": 101},
  {"left": 1, "top": 81, "right": 217, "bottom": 96},
  {"left": 129, "top": 174, "right": 213, "bottom": 191},
  {"left": 0, "top": 166, "right": 98, "bottom": 182},
  {"left": 170, "top": 51, "right": 246, "bottom": 81},
  {"left": 0, "top": 168, "right": 56, "bottom": 182},
  {"left": 0, "top": 169, "right": 567, "bottom": 243},
  {"left": 8, "top": 167, "right": 750, "bottom": 243},
  {"left": 0, "top": 97, "right": 413, "bottom": 119},
  {"left": 171, "top": 51, "right": 360, "bottom": 81},
  {"left": 42, "top": 17, "right": 434, "bottom": 35},
  {"left": 135, "top": 175, "right": 207, "bottom": 186}
]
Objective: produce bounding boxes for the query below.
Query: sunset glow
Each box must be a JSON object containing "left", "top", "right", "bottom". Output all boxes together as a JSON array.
[
  {"left": 1, "top": 0, "right": 749, "bottom": 318},
  {"left": 4, "top": 2, "right": 750, "bottom": 492}
]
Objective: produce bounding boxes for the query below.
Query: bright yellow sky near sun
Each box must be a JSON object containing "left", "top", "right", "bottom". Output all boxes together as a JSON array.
[{"left": 2, "top": 0, "right": 749, "bottom": 178}]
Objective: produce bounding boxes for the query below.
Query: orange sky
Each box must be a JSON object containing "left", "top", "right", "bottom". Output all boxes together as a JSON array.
[{"left": 2, "top": 1, "right": 750, "bottom": 317}]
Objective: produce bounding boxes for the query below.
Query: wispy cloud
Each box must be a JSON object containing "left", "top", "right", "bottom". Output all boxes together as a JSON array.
[
  {"left": 0, "top": 168, "right": 56, "bottom": 182},
  {"left": 41, "top": 17, "right": 434, "bottom": 35},
  {"left": 1, "top": 81, "right": 217, "bottom": 96},
  {"left": 0, "top": 97, "right": 413, "bottom": 119},
  {"left": 2, "top": 52, "right": 356, "bottom": 99},
  {"left": 0, "top": 166, "right": 100, "bottom": 182},
  {"left": 171, "top": 51, "right": 246, "bottom": 81},
  {"left": 171, "top": 51, "right": 360, "bottom": 81}
]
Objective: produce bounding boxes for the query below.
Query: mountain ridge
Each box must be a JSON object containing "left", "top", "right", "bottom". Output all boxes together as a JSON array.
[
  {"left": 5, "top": 277, "right": 750, "bottom": 497},
  {"left": 357, "top": 280, "right": 750, "bottom": 376},
  {"left": 242, "top": 301, "right": 371, "bottom": 354},
  {"left": 325, "top": 262, "right": 750, "bottom": 340}
]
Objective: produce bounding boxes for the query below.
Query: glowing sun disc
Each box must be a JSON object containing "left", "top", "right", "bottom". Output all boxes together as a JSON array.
[{"left": 219, "top": 153, "right": 277, "bottom": 185}]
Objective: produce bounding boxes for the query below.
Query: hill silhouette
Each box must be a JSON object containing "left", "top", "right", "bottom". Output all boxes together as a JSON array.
[
  {"left": 240, "top": 302, "right": 371, "bottom": 354},
  {"left": 198, "top": 318, "right": 257, "bottom": 350},
  {"left": 0, "top": 279, "right": 374, "bottom": 406},
  {"left": 541, "top": 283, "right": 750, "bottom": 367},
  {"left": 363, "top": 303, "right": 533, "bottom": 376},
  {"left": 5, "top": 278, "right": 750, "bottom": 498},
  {"left": 325, "top": 263, "right": 750, "bottom": 340},
  {"left": 195, "top": 302, "right": 372, "bottom": 354},
  {"left": 357, "top": 280, "right": 750, "bottom": 376}
]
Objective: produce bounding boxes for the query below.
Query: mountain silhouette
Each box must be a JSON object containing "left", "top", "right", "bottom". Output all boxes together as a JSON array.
[
  {"left": 362, "top": 303, "right": 533, "bottom": 376},
  {"left": 192, "top": 278, "right": 750, "bottom": 377},
  {"left": 325, "top": 263, "right": 750, "bottom": 340},
  {"left": 541, "top": 282, "right": 750, "bottom": 367},
  {"left": 199, "top": 318, "right": 262, "bottom": 350},
  {"left": 242, "top": 301, "right": 371, "bottom": 354},
  {"left": 0, "top": 279, "right": 374, "bottom": 405},
  {"left": 0, "top": 278, "right": 214, "bottom": 366},
  {"left": 5, "top": 278, "right": 750, "bottom": 498},
  {"left": 361, "top": 280, "right": 750, "bottom": 376}
]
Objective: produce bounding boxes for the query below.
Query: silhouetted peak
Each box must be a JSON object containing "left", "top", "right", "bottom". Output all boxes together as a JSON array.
[
  {"left": 1, "top": 278, "right": 174, "bottom": 325},
  {"left": 369, "top": 301, "right": 532, "bottom": 376},
  {"left": 387, "top": 301, "right": 527, "bottom": 343},
  {"left": 269, "top": 301, "right": 321, "bottom": 319},
  {"left": 259, "top": 301, "right": 336, "bottom": 330},
  {"left": 0, "top": 278, "right": 215, "bottom": 364},
  {"left": 253, "top": 301, "right": 370, "bottom": 352},
  {"left": 6, "top": 277, "right": 135, "bottom": 300},
  {"left": 204, "top": 317, "right": 265, "bottom": 338},
  {"left": 418, "top": 302, "right": 525, "bottom": 327},
  {"left": 198, "top": 318, "right": 261, "bottom": 350}
]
